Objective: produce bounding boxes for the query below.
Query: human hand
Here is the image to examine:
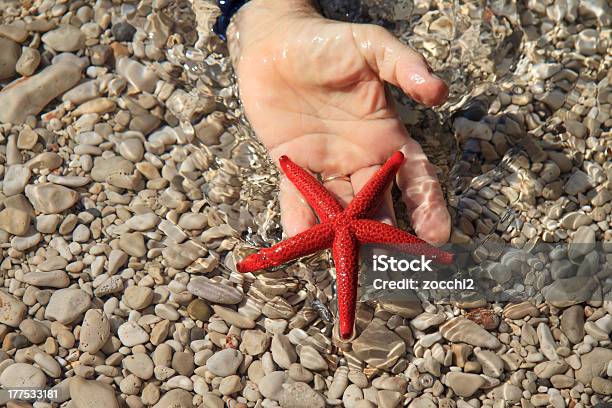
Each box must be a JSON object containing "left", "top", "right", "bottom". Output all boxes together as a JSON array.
[{"left": 227, "top": 0, "right": 451, "bottom": 244}]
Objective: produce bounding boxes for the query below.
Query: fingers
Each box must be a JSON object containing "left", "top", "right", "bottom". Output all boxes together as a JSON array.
[
  {"left": 396, "top": 142, "right": 451, "bottom": 245},
  {"left": 350, "top": 166, "right": 396, "bottom": 226},
  {"left": 352, "top": 24, "right": 449, "bottom": 107},
  {"left": 321, "top": 178, "right": 354, "bottom": 207},
  {"left": 279, "top": 176, "right": 317, "bottom": 237}
]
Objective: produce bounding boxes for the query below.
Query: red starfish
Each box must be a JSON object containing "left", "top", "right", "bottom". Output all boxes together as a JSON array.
[{"left": 238, "top": 151, "right": 453, "bottom": 340}]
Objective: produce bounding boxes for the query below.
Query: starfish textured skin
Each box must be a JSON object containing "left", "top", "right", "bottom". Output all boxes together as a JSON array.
[{"left": 238, "top": 151, "right": 454, "bottom": 340}]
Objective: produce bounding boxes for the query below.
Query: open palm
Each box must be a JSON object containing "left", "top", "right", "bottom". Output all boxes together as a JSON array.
[{"left": 228, "top": 0, "right": 451, "bottom": 244}]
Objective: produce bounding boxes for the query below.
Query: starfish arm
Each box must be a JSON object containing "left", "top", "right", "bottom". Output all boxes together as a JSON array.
[
  {"left": 279, "top": 155, "right": 343, "bottom": 221},
  {"left": 344, "top": 151, "right": 404, "bottom": 219},
  {"left": 332, "top": 225, "right": 359, "bottom": 340},
  {"left": 350, "top": 219, "right": 454, "bottom": 264},
  {"left": 237, "top": 223, "right": 335, "bottom": 273}
]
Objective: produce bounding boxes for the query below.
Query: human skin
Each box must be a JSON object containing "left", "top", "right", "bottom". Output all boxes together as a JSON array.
[{"left": 227, "top": 0, "right": 451, "bottom": 244}]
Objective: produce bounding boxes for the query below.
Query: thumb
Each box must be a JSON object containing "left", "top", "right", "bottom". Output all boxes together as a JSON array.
[{"left": 352, "top": 24, "right": 448, "bottom": 107}]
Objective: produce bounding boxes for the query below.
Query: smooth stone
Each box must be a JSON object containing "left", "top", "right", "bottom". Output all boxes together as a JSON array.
[
  {"left": 126, "top": 213, "right": 159, "bottom": 231},
  {"left": 3, "top": 165, "right": 31, "bottom": 196},
  {"left": 17, "top": 128, "right": 38, "bottom": 149},
  {"left": 0, "top": 363, "right": 46, "bottom": 388},
  {"left": 63, "top": 81, "right": 101, "bottom": 104},
  {"left": 0, "top": 37, "right": 20, "bottom": 80},
  {"left": 475, "top": 350, "right": 504, "bottom": 378},
  {"left": 69, "top": 376, "right": 119, "bottom": 408},
  {"left": 258, "top": 371, "right": 287, "bottom": 400},
  {"left": 440, "top": 317, "right": 501, "bottom": 349},
  {"left": 116, "top": 58, "right": 158, "bottom": 93},
  {"left": 152, "top": 389, "right": 193, "bottom": 408},
  {"left": 15, "top": 47, "right": 41, "bottom": 76},
  {"left": 25, "top": 183, "right": 79, "bottom": 214},
  {"left": 79, "top": 309, "right": 110, "bottom": 353},
  {"left": 592, "top": 377, "right": 612, "bottom": 395},
  {"left": 111, "top": 21, "right": 137, "bottom": 42},
  {"left": 118, "top": 321, "right": 149, "bottom": 346},
  {"left": 271, "top": 333, "right": 297, "bottom": 369},
  {"left": 162, "top": 241, "right": 206, "bottom": 269},
  {"left": 0, "top": 62, "right": 82, "bottom": 124},
  {"left": 206, "top": 348, "right": 243, "bottom": 377},
  {"left": 575, "top": 348, "right": 612, "bottom": 385},
  {"left": 123, "top": 353, "right": 154, "bottom": 380},
  {"left": 445, "top": 372, "right": 486, "bottom": 397},
  {"left": 0, "top": 206, "right": 31, "bottom": 236},
  {"left": 534, "top": 360, "right": 568, "bottom": 379},
  {"left": 352, "top": 320, "right": 406, "bottom": 370},
  {"left": 187, "top": 298, "right": 211, "bottom": 321},
  {"left": 568, "top": 226, "right": 596, "bottom": 260},
  {"left": 123, "top": 286, "right": 153, "bottom": 310},
  {"left": 35, "top": 214, "right": 61, "bottom": 233},
  {"left": 91, "top": 156, "right": 134, "bottom": 182},
  {"left": 213, "top": 305, "right": 255, "bottom": 329},
  {"left": 279, "top": 382, "right": 326, "bottom": 408},
  {"left": 240, "top": 330, "right": 269, "bottom": 355},
  {"left": 178, "top": 213, "right": 207, "bottom": 229},
  {"left": 411, "top": 312, "right": 446, "bottom": 331},
  {"left": 560, "top": 305, "right": 584, "bottom": 344},
  {"left": 536, "top": 323, "right": 559, "bottom": 361},
  {"left": 107, "top": 249, "right": 128, "bottom": 274},
  {"left": 0, "top": 24, "right": 28, "bottom": 42},
  {"left": 119, "top": 138, "right": 144, "bottom": 162},
  {"left": 42, "top": 25, "right": 85, "bottom": 51},
  {"left": 119, "top": 232, "right": 146, "bottom": 257},
  {"left": 187, "top": 276, "right": 243, "bottom": 304},
  {"left": 26, "top": 152, "right": 63, "bottom": 170},
  {"left": 47, "top": 174, "right": 91, "bottom": 188},
  {"left": 22, "top": 270, "right": 69, "bottom": 288},
  {"left": 299, "top": 345, "right": 327, "bottom": 371},
  {"left": 564, "top": 170, "right": 592, "bottom": 195},
  {"left": 0, "top": 289, "right": 27, "bottom": 327},
  {"left": 542, "top": 276, "right": 598, "bottom": 308},
  {"left": 73, "top": 98, "right": 116, "bottom": 115},
  {"left": 488, "top": 383, "right": 522, "bottom": 403},
  {"left": 503, "top": 301, "right": 539, "bottom": 319},
  {"left": 44, "top": 288, "right": 91, "bottom": 324}
]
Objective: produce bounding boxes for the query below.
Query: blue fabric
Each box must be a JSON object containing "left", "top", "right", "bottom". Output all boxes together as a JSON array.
[{"left": 213, "top": 0, "right": 249, "bottom": 41}]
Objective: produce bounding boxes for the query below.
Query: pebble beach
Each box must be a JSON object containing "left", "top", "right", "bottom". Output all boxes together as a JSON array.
[{"left": 0, "top": 0, "right": 610, "bottom": 407}]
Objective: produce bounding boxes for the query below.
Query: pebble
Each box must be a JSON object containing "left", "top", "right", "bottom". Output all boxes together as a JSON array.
[
  {"left": 575, "top": 348, "right": 612, "bottom": 384},
  {"left": 299, "top": 345, "right": 327, "bottom": 371},
  {"left": 124, "top": 286, "right": 154, "bottom": 310},
  {"left": 279, "top": 382, "right": 326, "bottom": 408},
  {"left": 42, "top": 24, "right": 85, "bottom": 52},
  {"left": 187, "top": 276, "right": 243, "bottom": 304},
  {"left": 152, "top": 389, "right": 193, "bottom": 408},
  {"left": 3, "top": 165, "right": 31, "bottom": 196},
  {"left": 0, "top": 363, "right": 47, "bottom": 388},
  {"left": 212, "top": 305, "right": 255, "bottom": 329},
  {"left": 206, "top": 348, "right": 243, "bottom": 377},
  {"left": 69, "top": 376, "right": 119, "bottom": 408},
  {"left": 0, "top": 61, "right": 82, "bottom": 123},
  {"left": 534, "top": 360, "right": 568, "bottom": 379},
  {"left": 118, "top": 321, "right": 150, "bottom": 346},
  {"left": 440, "top": 317, "right": 501, "bottom": 349},
  {"left": 564, "top": 169, "right": 592, "bottom": 195},
  {"left": 25, "top": 183, "right": 79, "bottom": 214},
  {"left": 352, "top": 320, "right": 406, "bottom": 370},
  {"left": 271, "top": 333, "right": 297, "bottom": 369},
  {"left": 0, "top": 206, "right": 31, "bottom": 236},
  {"left": 445, "top": 372, "right": 485, "bottom": 397},
  {"left": 240, "top": 329, "right": 269, "bottom": 355},
  {"left": 124, "top": 353, "right": 154, "bottom": 380},
  {"left": 44, "top": 288, "right": 91, "bottom": 324},
  {"left": 0, "top": 37, "right": 20, "bottom": 80},
  {"left": 116, "top": 58, "right": 159, "bottom": 93},
  {"left": 258, "top": 371, "right": 287, "bottom": 400},
  {"left": 503, "top": 301, "right": 539, "bottom": 319},
  {"left": 0, "top": 289, "right": 27, "bottom": 327},
  {"left": 79, "top": 309, "right": 110, "bottom": 353},
  {"left": 112, "top": 21, "right": 137, "bottom": 41},
  {"left": 560, "top": 305, "right": 584, "bottom": 344}
]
